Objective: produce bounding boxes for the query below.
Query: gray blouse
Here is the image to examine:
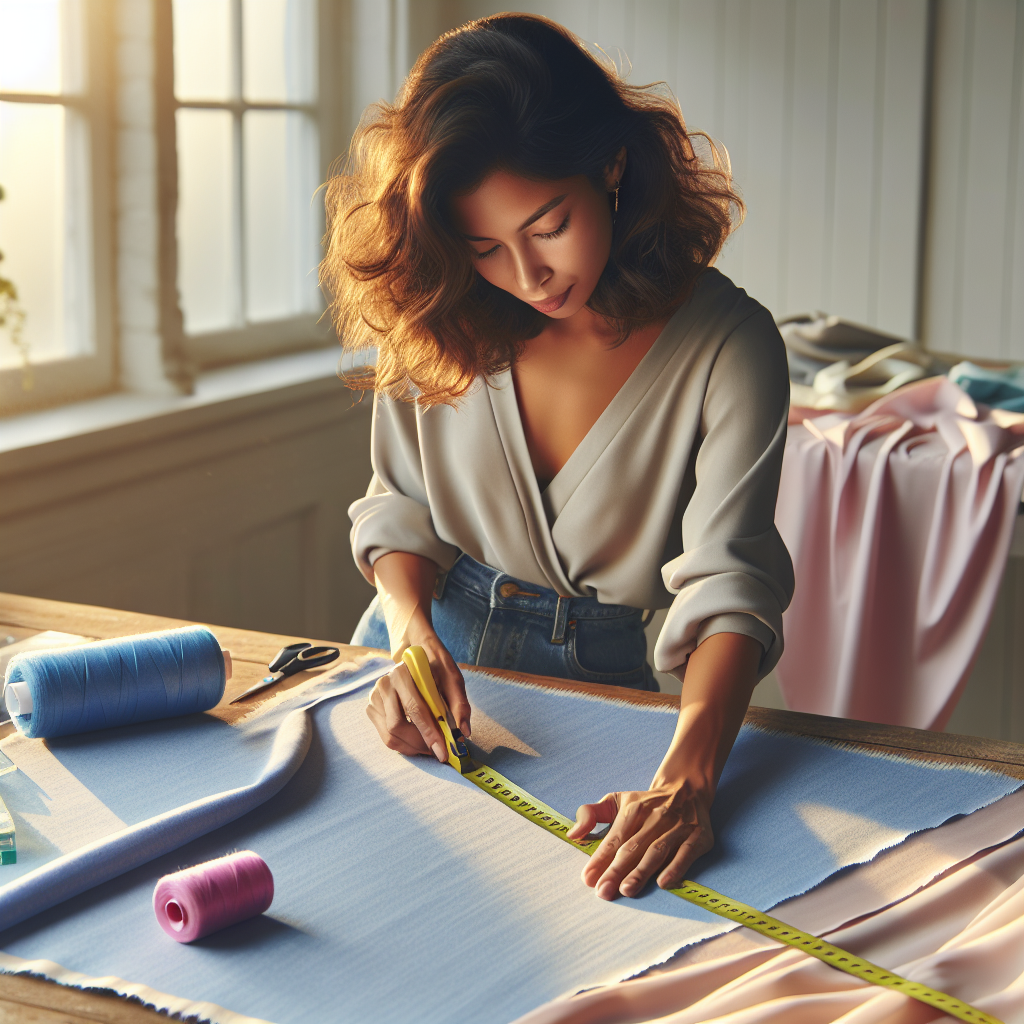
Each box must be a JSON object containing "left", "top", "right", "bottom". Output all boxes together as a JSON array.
[{"left": 349, "top": 269, "right": 794, "bottom": 679}]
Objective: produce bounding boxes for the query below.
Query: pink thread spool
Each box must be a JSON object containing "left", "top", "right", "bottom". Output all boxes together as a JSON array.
[{"left": 153, "top": 851, "right": 274, "bottom": 943}]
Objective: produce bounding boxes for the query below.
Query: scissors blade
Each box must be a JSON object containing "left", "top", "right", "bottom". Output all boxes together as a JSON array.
[{"left": 227, "top": 672, "right": 284, "bottom": 704}]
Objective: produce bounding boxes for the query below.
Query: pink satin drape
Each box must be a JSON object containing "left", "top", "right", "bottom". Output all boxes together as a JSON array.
[{"left": 774, "top": 377, "right": 1024, "bottom": 729}]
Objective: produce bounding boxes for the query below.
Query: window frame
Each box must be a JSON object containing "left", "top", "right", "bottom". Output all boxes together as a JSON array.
[
  {"left": 170, "top": 0, "right": 339, "bottom": 371},
  {"left": 0, "top": 0, "right": 116, "bottom": 416}
]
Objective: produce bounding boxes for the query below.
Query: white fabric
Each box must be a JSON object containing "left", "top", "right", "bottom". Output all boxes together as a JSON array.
[{"left": 349, "top": 269, "right": 794, "bottom": 677}]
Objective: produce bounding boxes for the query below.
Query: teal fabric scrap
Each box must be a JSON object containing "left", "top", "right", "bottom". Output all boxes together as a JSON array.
[{"left": 949, "top": 360, "right": 1024, "bottom": 412}]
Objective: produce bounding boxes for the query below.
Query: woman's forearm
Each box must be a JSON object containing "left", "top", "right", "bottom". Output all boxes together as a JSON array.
[
  {"left": 653, "top": 631, "right": 762, "bottom": 798},
  {"left": 371, "top": 551, "right": 440, "bottom": 657},
  {"left": 568, "top": 630, "right": 763, "bottom": 899}
]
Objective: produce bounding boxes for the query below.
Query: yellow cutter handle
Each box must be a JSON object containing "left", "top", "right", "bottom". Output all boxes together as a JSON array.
[{"left": 402, "top": 646, "right": 471, "bottom": 773}]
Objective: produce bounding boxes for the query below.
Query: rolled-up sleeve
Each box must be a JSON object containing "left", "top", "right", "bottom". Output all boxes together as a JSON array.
[
  {"left": 653, "top": 310, "right": 795, "bottom": 679},
  {"left": 349, "top": 395, "right": 460, "bottom": 583}
]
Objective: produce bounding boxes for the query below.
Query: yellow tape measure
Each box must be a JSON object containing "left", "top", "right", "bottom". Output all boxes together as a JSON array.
[{"left": 402, "top": 648, "right": 1002, "bottom": 1024}]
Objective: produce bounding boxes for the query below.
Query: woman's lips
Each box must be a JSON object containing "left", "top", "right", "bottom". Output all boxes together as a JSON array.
[{"left": 530, "top": 285, "right": 572, "bottom": 314}]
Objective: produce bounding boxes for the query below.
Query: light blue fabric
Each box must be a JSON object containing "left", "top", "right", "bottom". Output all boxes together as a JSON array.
[
  {"left": 0, "top": 661, "right": 1018, "bottom": 1024},
  {"left": 0, "top": 666, "right": 381, "bottom": 932}
]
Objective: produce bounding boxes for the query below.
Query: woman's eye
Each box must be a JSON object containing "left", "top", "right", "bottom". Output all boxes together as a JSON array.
[
  {"left": 474, "top": 244, "right": 500, "bottom": 260},
  {"left": 537, "top": 214, "right": 570, "bottom": 240}
]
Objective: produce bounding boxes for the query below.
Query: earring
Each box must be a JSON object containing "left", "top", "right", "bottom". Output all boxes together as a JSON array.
[{"left": 613, "top": 180, "right": 620, "bottom": 213}]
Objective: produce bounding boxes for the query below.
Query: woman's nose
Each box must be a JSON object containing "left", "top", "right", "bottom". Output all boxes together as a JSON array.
[{"left": 511, "top": 248, "right": 552, "bottom": 297}]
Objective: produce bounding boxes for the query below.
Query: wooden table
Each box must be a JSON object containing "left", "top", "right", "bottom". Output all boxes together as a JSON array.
[{"left": 0, "top": 592, "right": 1021, "bottom": 1023}]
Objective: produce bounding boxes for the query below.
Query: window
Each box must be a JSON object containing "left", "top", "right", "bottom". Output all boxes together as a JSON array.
[
  {"left": 0, "top": 0, "right": 114, "bottom": 413},
  {"left": 172, "top": 0, "right": 327, "bottom": 367}
]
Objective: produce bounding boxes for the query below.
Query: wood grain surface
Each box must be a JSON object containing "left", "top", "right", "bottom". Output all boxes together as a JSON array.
[{"left": 0, "top": 591, "right": 1021, "bottom": 1022}]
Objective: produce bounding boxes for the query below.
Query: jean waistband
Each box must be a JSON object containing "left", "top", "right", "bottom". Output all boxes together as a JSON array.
[{"left": 441, "top": 555, "right": 641, "bottom": 622}]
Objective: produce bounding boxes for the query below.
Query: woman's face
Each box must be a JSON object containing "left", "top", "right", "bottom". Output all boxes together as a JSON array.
[{"left": 450, "top": 169, "right": 615, "bottom": 319}]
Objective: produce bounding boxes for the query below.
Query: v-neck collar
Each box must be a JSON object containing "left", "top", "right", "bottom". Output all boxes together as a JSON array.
[
  {"left": 487, "top": 374, "right": 577, "bottom": 595},
  {"left": 489, "top": 295, "right": 696, "bottom": 526}
]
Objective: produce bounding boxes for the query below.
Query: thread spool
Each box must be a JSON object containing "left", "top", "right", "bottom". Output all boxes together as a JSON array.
[
  {"left": 3, "top": 626, "right": 230, "bottom": 740},
  {"left": 153, "top": 851, "right": 274, "bottom": 942}
]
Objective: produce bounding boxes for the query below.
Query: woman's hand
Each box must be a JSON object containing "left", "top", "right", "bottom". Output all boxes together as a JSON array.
[
  {"left": 567, "top": 631, "right": 762, "bottom": 899},
  {"left": 566, "top": 781, "right": 713, "bottom": 899},
  {"left": 366, "top": 551, "right": 472, "bottom": 761},
  {"left": 365, "top": 630, "right": 471, "bottom": 761}
]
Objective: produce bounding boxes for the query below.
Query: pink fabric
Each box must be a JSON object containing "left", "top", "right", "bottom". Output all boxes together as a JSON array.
[
  {"left": 774, "top": 377, "right": 1024, "bottom": 728},
  {"left": 513, "top": 807, "right": 1024, "bottom": 1024}
]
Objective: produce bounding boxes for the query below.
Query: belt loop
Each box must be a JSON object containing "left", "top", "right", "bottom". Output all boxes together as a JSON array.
[
  {"left": 551, "top": 596, "right": 569, "bottom": 644},
  {"left": 433, "top": 571, "right": 448, "bottom": 601}
]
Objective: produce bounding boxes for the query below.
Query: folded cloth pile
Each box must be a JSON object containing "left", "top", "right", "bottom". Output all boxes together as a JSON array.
[
  {"left": 780, "top": 313, "right": 949, "bottom": 412},
  {"left": 949, "top": 359, "right": 1024, "bottom": 412}
]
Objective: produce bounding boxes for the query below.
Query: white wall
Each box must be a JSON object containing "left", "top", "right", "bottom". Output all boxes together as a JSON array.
[
  {"left": 391, "top": 0, "right": 1023, "bottom": 359},
  {"left": 0, "top": 356, "right": 374, "bottom": 644},
  {"left": 450, "top": 0, "right": 930, "bottom": 340},
  {"left": 922, "top": 0, "right": 1024, "bottom": 361}
]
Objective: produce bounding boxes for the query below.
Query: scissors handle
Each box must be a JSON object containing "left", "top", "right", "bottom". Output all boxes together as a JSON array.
[
  {"left": 227, "top": 645, "right": 341, "bottom": 703},
  {"left": 280, "top": 646, "right": 339, "bottom": 676},
  {"left": 269, "top": 642, "right": 310, "bottom": 673}
]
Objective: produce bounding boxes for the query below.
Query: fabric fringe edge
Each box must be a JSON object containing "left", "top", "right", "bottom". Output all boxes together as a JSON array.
[
  {"left": 468, "top": 668, "right": 681, "bottom": 714},
  {"left": 0, "top": 952, "right": 274, "bottom": 1024},
  {"left": 743, "top": 721, "right": 1024, "bottom": 779}
]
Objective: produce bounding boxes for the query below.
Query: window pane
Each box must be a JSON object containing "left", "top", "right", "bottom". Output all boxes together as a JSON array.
[
  {"left": 176, "top": 108, "right": 238, "bottom": 333},
  {"left": 242, "top": 0, "right": 317, "bottom": 104},
  {"left": 243, "top": 110, "right": 320, "bottom": 322},
  {"left": 0, "top": 101, "right": 93, "bottom": 368},
  {"left": 172, "top": 0, "right": 234, "bottom": 102},
  {"left": 0, "top": 0, "right": 80, "bottom": 95}
]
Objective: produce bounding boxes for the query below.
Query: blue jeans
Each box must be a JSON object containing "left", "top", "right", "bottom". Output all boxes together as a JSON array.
[{"left": 351, "top": 555, "right": 658, "bottom": 691}]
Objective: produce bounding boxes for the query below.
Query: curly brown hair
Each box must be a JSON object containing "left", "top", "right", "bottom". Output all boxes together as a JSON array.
[{"left": 321, "top": 13, "right": 743, "bottom": 406}]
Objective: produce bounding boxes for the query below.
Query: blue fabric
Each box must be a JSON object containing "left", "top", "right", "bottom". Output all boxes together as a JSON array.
[
  {"left": 353, "top": 554, "right": 658, "bottom": 690},
  {"left": 949, "top": 360, "right": 1024, "bottom": 412},
  {"left": 5, "top": 627, "right": 225, "bottom": 740},
  {"left": 0, "top": 661, "right": 1018, "bottom": 1024},
  {"left": 0, "top": 669, "right": 377, "bottom": 932}
]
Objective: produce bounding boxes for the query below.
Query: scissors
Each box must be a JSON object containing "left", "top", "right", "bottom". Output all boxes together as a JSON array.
[{"left": 228, "top": 642, "right": 340, "bottom": 704}]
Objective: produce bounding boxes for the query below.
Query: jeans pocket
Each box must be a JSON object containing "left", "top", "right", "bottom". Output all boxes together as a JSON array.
[{"left": 566, "top": 616, "right": 652, "bottom": 687}]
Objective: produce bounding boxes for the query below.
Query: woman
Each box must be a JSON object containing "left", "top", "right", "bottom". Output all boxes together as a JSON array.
[{"left": 322, "top": 14, "right": 793, "bottom": 903}]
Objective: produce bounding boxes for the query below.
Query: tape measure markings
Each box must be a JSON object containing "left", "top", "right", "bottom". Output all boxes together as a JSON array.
[
  {"left": 462, "top": 762, "right": 1001, "bottom": 1024},
  {"left": 668, "top": 883, "right": 1000, "bottom": 1023},
  {"left": 401, "top": 647, "right": 1001, "bottom": 1024}
]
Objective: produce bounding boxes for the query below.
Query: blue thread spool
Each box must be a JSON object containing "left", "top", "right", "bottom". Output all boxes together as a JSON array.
[{"left": 3, "top": 626, "right": 227, "bottom": 739}]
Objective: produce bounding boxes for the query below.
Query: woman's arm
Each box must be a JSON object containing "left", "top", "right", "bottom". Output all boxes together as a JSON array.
[
  {"left": 566, "top": 631, "right": 761, "bottom": 899},
  {"left": 570, "top": 313, "right": 792, "bottom": 899},
  {"left": 364, "top": 551, "right": 473, "bottom": 762}
]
